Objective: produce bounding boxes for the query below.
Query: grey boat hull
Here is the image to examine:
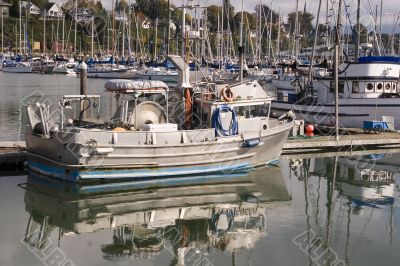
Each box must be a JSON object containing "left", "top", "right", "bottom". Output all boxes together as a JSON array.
[{"left": 26, "top": 121, "right": 293, "bottom": 182}]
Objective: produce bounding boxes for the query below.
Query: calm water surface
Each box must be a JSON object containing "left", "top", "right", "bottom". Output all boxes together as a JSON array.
[
  {"left": 1, "top": 73, "right": 400, "bottom": 265},
  {"left": 0, "top": 154, "right": 399, "bottom": 266},
  {"left": 0, "top": 72, "right": 113, "bottom": 141}
]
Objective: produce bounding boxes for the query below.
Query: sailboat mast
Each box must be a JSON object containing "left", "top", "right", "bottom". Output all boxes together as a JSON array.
[
  {"left": 74, "top": 0, "right": 77, "bottom": 55},
  {"left": 334, "top": 0, "right": 343, "bottom": 141},
  {"left": 239, "top": 0, "right": 244, "bottom": 83},
  {"left": 308, "top": 0, "right": 323, "bottom": 95},
  {"left": 1, "top": 8, "right": 3, "bottom": 52},
  {"left": 19, "top": 0, "right": 22, "bottom": 54},
  {"left": 112, "top": 0, "right": 115, "bottom": 57},
  {"left": 181, "top": 0, "right": 185, "bottom": 60},
  {"left": 355, "top": 0, "right": 360, "bottom": 60},
  {"left": 43, "top": 11, "right": 46, "bottom": 55},
  {"left": 91, "top": 16, "right": 94, "bottom": 58},
  {"left": 167, "top": 0, "right": 171, "bottom": 55},
  {"left": 294, "top": 0, "right": 299, "bottom": 58}
]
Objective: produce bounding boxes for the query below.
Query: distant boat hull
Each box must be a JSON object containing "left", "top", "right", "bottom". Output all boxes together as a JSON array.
[
  {"left": 2, "top": 66, "right": 32, "bottom": 73},
  {"left": 272, "top": 98, "right": 400, "bottom": 129}
]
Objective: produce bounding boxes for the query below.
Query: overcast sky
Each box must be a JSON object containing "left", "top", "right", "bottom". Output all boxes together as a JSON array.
[{"left": 93, "top": 0, "right": 399, "bottom": 31}]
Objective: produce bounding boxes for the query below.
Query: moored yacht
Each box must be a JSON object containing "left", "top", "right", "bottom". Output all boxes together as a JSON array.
[{"left": 271, "top": 56, "right": 400, "bottom": 129}]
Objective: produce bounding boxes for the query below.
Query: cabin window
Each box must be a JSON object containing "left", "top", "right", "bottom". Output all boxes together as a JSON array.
[
  {"left": 329, "top": 81, "right": 344, "bottom": 93},
  {"left": 366, "top": 82, "right": 374, "bottom": 91},
  {"left": 376, "top": 83, "right": 383, "bottom": 92},
  {"left": 385, "top": 83, "right": 391, "bottom": 91},
  {"left": 338, "top": 81, "right": 344, "bottom": 93},
  {"left": 393, "top": 83, "right": 397, "bottom": 93},
  {"left": 233, "top": 104, "right": 270, "bottom": 118},
  {"left": 352, "top": 81, "right": 359, "bottom": 93}
]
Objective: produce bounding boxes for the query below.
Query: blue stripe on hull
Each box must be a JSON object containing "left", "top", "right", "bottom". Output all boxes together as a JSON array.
[{"left": 27, "top": 161, "right": 252, "bottom": 182}]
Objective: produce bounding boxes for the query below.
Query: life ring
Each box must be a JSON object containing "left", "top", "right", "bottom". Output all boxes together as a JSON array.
[{"left": 221, "top": 86, "right": 234, "bottom": 102}]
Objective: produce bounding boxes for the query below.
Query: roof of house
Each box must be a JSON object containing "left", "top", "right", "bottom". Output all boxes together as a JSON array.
[
  {"left": 44, "top": 2, "right": 60, "bottom": 11},
  {"left": 0, "top": 1, "right": 12, "bottom": 7}
]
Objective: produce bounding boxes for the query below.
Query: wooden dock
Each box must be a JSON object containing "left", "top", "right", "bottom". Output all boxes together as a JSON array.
[
  {"left": 0, "top": 141, "right": 26, "bottom": 169},
  {"left": 2, "top": 131, "right": 400, "bottom": 170},
  {"left": 283, "top": 131, "right": 400, "bottom": 152}
]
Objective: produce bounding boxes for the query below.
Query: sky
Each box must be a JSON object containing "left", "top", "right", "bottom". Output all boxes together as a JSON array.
[{"left": 92, "top": 0, "right": 399, "bottom": 30}]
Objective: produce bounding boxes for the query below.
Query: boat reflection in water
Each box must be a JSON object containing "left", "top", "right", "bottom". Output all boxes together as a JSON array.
[
  {"left": 313, "top": 155, "right": 397, "bottom": 206},
  {"left": 22, "top": 165, "right": 290, "bottom": 264},
  {"left": 287, "top": 153, "right": 399, "bottom": 265}
]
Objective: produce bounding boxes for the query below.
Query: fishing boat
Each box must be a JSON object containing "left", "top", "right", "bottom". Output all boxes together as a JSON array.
[
  {"left": 24, "top": 56, "right": 294, "bottom": 182},
  {"left": 271, "top": 56, "right": 400, "bottom": 129}
]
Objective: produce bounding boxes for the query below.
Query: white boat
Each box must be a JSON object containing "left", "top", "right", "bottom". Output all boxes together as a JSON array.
[
  {"left": 83, "top": 63, "right": 138, "bottom": 79},
  {"left": 271, "top": 56, "right": 400, "bottom": 129},
  {"left": 137, "top": 66, "right": 180, "bottom": 86},
  {"left": 2, "top": 61, "right": 32, "bottom": 73},
  {"left": 53, "top": 60, "right": 78, "bottom": 75},
  {"left": 30, "top": 58, "right": 56, "bottom": 73}
]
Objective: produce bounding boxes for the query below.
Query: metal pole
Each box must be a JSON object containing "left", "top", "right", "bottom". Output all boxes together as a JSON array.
[{"left": 334, "top": 0, "right": 342, "bottom": 141}]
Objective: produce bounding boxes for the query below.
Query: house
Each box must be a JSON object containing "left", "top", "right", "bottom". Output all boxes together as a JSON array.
[
  {"left": 44, "top": 2, "right": 64, "bottom": 18},
  {"left": 21, "top": 1, "right": 41, "bottom": 15},
  {"left": 0, "top": 0, "right": 12, "bottom": 18},
  {"left": 74, "top": 8, "right": 94, "bottom": 22}
]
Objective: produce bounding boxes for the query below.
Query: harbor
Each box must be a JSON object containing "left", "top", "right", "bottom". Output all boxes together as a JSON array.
[{"left": 1, "top": 0, "right": 400, "bottom": 265}]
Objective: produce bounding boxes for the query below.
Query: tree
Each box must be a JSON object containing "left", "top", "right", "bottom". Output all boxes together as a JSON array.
[{"left": 287, "top": 11, "right": 314, "bottom": 36}]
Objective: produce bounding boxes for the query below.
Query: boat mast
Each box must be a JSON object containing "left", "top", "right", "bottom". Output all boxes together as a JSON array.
[
  {"left": 294, "top": 0, "right": 299, "bottom": 59},
  {"left": 167, "top": 0, "right": 171, "bottom": 55},
  {"left": 74, "top": 0, "right": 77, "bottom": 55},
  {"left": 181, "top": 0, "right": 186, "bottom": 60},
  {"left": 334, "top": 0, "right": 343, "bottom": 141},
  {"left": 91, "top": 16, "right": 94, "bottom": 58},
  {"left": 355, "top": 0, "right": 360, "bottom": 60},
  {"left": 239, "top": 0, "right": 244, "bottom": 83},
  {"left": 62, "top": 14, "right": 65, "bottom": 55},
  {"left": 112, "top": 0, "right": 116, "bottom": 57},
  {"left": 43, "top": 10, "right": 46, "bottom": 55},
  {"left": 276, "top": 8, "right": 281, "bottom": 58},
  {"left": 308, "top": 0, "right": 323, "bottom": 95},
  {"left": 1, "top": 7, "right": 3, "bottom": 52},
  {"left": 19, "top": 0, "right": 22, "bottom": 54}
]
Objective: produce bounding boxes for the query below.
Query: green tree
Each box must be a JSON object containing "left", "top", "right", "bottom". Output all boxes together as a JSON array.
[{"left": 288, "top": 11, "right": 314, "bottom": 35}]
